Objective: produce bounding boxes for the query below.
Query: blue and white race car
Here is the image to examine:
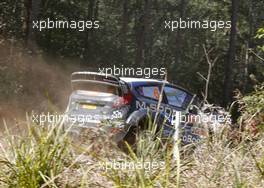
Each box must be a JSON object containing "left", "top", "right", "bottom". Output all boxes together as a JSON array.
[{"left": 64, "top": 72, "right": 202, "bottom": 145}]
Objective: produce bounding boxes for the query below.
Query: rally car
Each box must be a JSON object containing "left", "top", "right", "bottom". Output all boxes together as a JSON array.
[{"left": 64, "top": 72, "right": 202, "bottom": 145}]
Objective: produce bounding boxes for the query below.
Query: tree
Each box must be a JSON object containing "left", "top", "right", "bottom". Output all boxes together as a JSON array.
[
  {"left": 223, "top": 0, "right": 238, "bottom": 106},
  {"left": 81, "top": 0, "right": 97, "bottom": 67},
  {"left": 135, "top": 0, "right": 152, "bottom": 66},
  {"left": 121, "top": 0, "right": 130, "bottom": 61},
  {"left": 27, "top": 0, "right": 41, "bottom": 52}
]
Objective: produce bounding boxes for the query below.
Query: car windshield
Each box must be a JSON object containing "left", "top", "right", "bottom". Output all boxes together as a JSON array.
[{"left": 164, "top": 86, "right": 187, "bottom": 108}]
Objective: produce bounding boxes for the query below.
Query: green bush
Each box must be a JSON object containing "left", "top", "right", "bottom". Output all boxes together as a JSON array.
[
  {"left": 0, "top": 121, "right": 72, "bottom": 187},
  {"left": 238, "top": 84, "right": 264, "bottom": 135}
]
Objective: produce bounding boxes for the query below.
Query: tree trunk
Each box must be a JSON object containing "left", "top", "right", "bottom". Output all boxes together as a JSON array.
[
  {"left": 81, "top": 0, "right": 96, "bottom": 67},
  {"left": 174, "top": 0, "right": 187, "bottom": 65},
  {"left": 121, "top": 0, "right": 130, "bottom": 62},
  {"left": 27, "top": 0, "right": 41, "bottom": 52},
  {"left": 223, "top": 0, "right": 238, "bottom": 106},
  {"left": 135, "top": 0, "right": 152, "bottom": 66},
  {"left": 243, "top": 0, "right": 254, "bottom": 93},
  {"left": 23, "top": 0, "right": 31, "bottom": 43}
]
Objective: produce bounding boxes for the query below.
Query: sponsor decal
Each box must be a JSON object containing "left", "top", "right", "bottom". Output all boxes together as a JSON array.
[{"left": 136, "top": 100, "right": 175, "bottom": 118}]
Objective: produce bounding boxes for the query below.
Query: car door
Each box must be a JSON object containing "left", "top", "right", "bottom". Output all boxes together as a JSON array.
[
  {"left": 162, "top": 85, "right": 201, "bottom": 144},
  {"left": 133, "top": 83, "right": 167, "bottom": 114}
]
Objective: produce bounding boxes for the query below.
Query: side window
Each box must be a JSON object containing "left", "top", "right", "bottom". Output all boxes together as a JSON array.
[
  {"left": 164, "top": 87, "right": 187, "bottom": 107},
  {"left": 137, "top": 86, "right": 160, "bottom": 100}
]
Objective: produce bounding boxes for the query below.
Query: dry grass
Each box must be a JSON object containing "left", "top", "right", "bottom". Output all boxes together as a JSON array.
[
  {"left": 183, "top": 134, "right": 264, "bottom": 187},
  {"left": 1, "top": 116, "right": 264, "bottom": 188}
]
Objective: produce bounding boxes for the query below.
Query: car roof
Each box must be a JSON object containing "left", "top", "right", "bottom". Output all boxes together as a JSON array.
[
  {"left": 120, "top": 77, "right": 168, "bottom": 84},
  {"left": 120, "top": 77, "right": 194, "bottom": 96},
  {"left": 69, "top": 73, "right": 193, "bottom": 96}
]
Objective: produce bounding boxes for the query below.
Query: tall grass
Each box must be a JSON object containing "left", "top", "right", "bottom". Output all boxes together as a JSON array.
[
  {"left": 98, "top": 115, "right": 264, "bottom": 188},
  {"left": 0, "top": 83, "right": 264, "bottom": 187},
  {"left": 1, "top": 118, "right": 264, "bottom": 187},
  {"left": 0, "top": 120, "right": 72, "bottom": 187},
  {"left": 100, "top": 112, "right": 186, "bottom": 188}
]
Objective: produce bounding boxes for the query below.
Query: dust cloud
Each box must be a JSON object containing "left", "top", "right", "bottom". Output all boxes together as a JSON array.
[{"left": 0, "top": 39, "right": 80, "bottom": 133}]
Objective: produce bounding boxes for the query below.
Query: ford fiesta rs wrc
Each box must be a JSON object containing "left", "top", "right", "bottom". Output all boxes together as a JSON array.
[{"left": 64, "top": 72, "right": 201, "bottom": 145}]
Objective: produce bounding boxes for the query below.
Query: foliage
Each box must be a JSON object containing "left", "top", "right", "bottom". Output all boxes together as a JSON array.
[
  {"left": 0, "top": 121, "right": 72, "bottom": 187},
  {"left": 91, "top": 115, "right": 264, "bottom": 187},
  {"left": 256, "top": 28, "right": 264, "bottom": 38},
  {"left": 102, "top": 114, "right": 183, "bottom": 188},
  {"left": 1, "top": 0, "right": 264, "bottom": 105},
  {"left": 0, "top": 108, "right": 264, "bottom": 187},
  {"left": 256, "top": 28, "right": 264, "bottom": 52},
  {"left": 238, "top": 84, "right": 264, "bottom": 135}
]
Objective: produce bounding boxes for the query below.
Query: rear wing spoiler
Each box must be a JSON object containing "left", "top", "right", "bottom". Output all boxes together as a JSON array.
[{"left": 71, "top": 72, "right": 120, "bottom": 89}]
